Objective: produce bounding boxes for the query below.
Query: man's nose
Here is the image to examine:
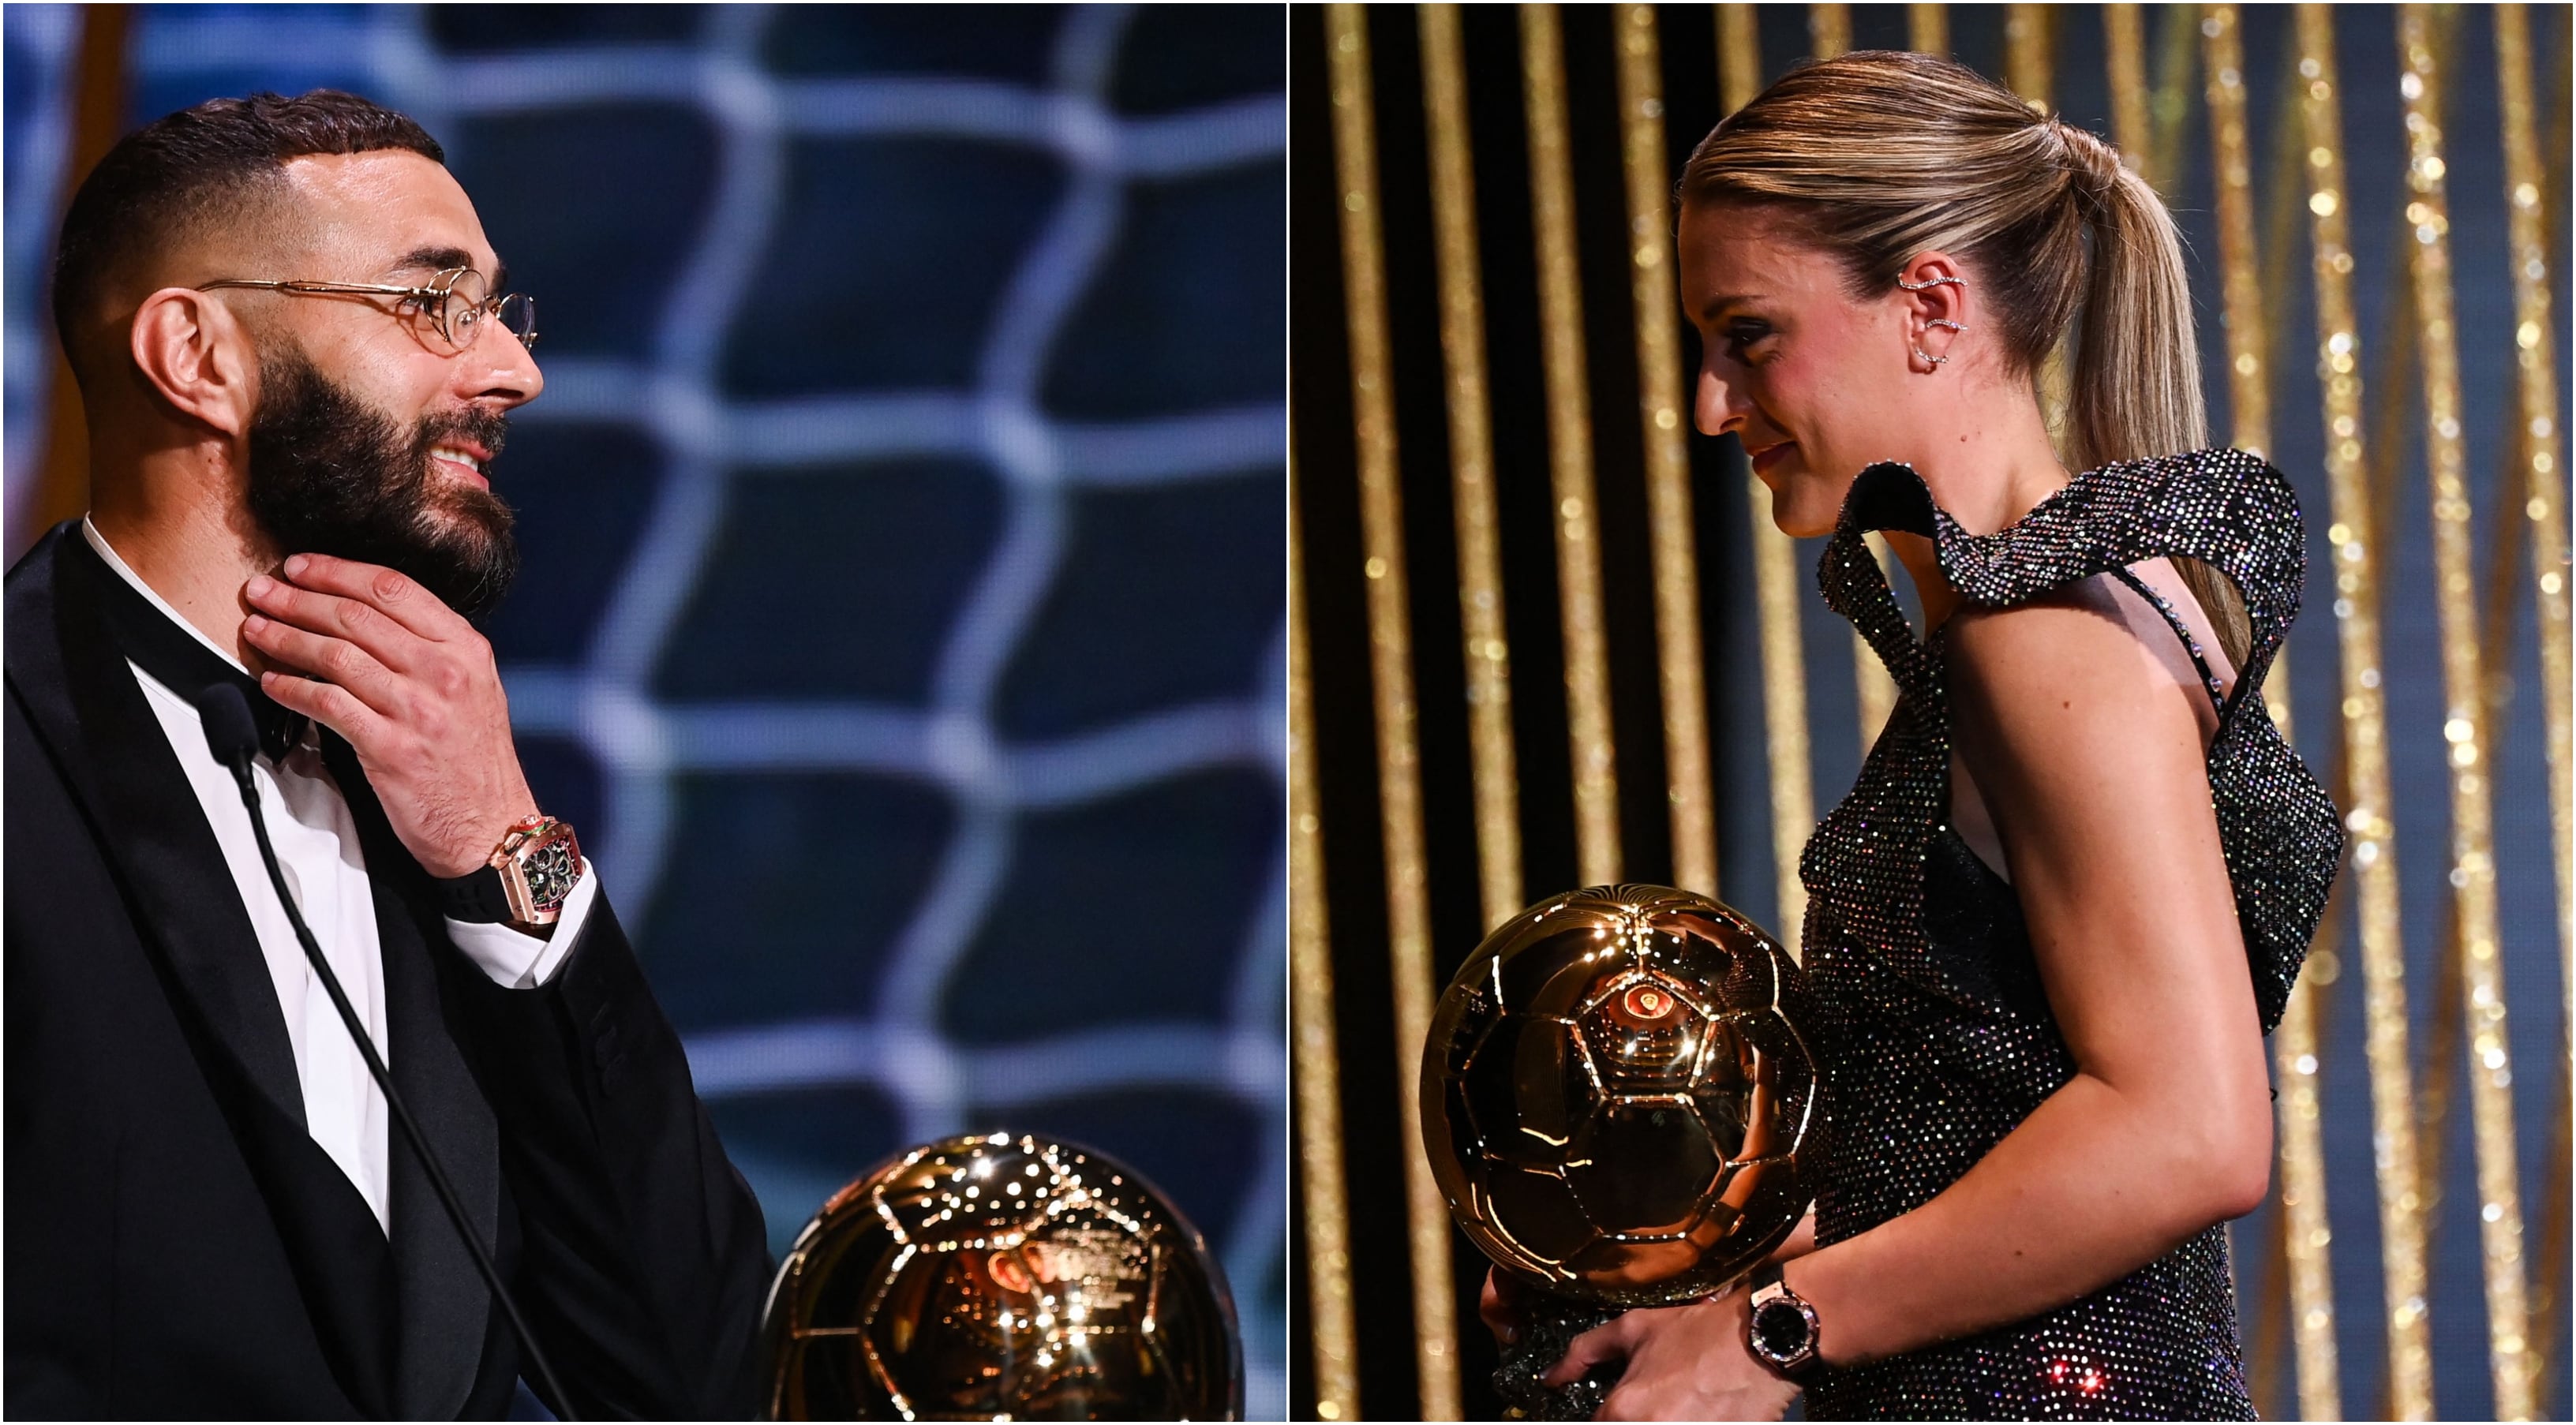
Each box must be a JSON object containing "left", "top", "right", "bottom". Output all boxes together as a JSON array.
[{"left": 459, "top": 327, "right": 543, "bottom": 408}]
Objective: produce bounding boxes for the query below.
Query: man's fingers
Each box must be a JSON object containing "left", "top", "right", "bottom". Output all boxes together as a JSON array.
[
  {"left": 276, "top": 552, "right": 463, "bottom": 639},
  {"left": 259, "top": 668, "right": 383, "bottom": 749},
  {"left": 242, "top": 617, "right": 405, "bottom": 717},
  {"left": 245, "top": 575, "right": 428, "bottom": 672},
  {"left": 1541, "top": 1318, "right": 1626, "bottom": 1388}
]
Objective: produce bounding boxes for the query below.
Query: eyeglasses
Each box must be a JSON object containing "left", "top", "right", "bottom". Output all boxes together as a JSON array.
[{"left": 195, "top": 267, "right": 537, "bottom": 352}]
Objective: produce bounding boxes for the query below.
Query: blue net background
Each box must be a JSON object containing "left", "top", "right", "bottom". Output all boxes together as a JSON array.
[{"left": 4, "top": 6, "right": 1286, "bottom": 1412}]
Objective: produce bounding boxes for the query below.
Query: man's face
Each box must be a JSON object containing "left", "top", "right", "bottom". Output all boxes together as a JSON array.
[{"left": 234, "top": 151, "right": 543, "bottom": 619}]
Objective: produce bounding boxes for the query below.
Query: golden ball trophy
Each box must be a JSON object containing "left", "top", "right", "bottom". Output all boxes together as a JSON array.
[
  {"left": 1420, "top": 885, "right": 1827, "bottom": 1419},
  {"left": 760, "top": 1133, "right": 1241, "bottom": 1420}
]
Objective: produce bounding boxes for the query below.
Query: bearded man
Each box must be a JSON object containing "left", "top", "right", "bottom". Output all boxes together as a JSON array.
[{"left": 6, "top": 91, "right": 770, "bottom": 1419}]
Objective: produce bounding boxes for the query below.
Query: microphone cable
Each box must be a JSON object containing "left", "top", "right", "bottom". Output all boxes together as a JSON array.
[{"left": 191, "top": 684, "right": 579, "bottom": 1421}]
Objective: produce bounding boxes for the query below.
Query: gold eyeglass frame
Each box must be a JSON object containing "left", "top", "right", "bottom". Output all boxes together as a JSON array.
[{"left": 195, "top": 267, "right": 537, "bottom": 352}]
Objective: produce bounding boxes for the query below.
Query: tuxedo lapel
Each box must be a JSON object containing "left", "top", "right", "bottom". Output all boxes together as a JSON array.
[
  {"left": 324, "top": 732, "right": 500, "bottom": 1419},
  {"left": 4, "top": 525, "right": 399, "bottom": 1418}
]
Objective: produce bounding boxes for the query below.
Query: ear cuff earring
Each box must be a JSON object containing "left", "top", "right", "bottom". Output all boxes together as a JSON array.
[{"left": 1901, "top": 269, "right": 1969, "bottom": 363}]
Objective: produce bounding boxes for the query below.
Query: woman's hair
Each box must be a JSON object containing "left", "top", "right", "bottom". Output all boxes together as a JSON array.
[{"left": 1679, "top": 50, "right": 2251, "bottom": 668}]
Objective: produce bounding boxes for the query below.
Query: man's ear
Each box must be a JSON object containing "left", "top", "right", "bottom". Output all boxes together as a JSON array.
[{"left": 128, "top": 287, "right": 259, "bottom": 439}]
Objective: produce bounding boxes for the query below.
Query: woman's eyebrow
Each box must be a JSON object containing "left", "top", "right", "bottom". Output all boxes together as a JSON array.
[{"left": 1698, "top": 294, "right": 1766, "bottom": 321}]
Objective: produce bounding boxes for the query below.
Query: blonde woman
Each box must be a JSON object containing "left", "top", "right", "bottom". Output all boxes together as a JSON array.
[{"left": 1507, "top": 51, "right": 2338, "bottom": 1420}]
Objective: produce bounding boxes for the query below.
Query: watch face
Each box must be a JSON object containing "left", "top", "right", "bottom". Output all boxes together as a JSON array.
[
  {"left": 1752, "top": 1298, "right": 1814, "bottom": 1363},
  {"left": 521, "top": 832, "right": 581, "bottom": 911}
]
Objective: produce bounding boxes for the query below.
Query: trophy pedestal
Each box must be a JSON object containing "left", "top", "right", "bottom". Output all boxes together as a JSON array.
[{"left": 1493, "top": 1296, "right": 1623, "bottom": 1421}]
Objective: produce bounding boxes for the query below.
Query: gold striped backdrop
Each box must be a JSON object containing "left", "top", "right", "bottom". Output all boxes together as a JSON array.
[{"left": 1290, "top": 6, "right": 2571, "bottom": 1419}]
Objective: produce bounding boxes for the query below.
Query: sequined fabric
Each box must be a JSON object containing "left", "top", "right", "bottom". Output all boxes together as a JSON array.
[{"left": 1798, "top": 451, "right": 2341, "bottom": 1421}]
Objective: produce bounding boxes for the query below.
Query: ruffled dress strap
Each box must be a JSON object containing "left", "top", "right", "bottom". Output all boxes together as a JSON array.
[{"left": 1809, "top": 448, "right": 2339, "bottom": 1032}]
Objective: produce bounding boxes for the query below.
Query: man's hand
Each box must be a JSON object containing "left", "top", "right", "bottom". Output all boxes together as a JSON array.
[
  {"left": 1541, "top": 1290, "right": 1799, "bottom": 1423},
  {"left": 242, "top": 552, "right": 534, "bottom": 878}
]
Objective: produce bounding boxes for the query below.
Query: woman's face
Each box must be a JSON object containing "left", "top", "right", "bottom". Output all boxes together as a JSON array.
[{"left": 1677, "top": 201, "right": 1930, "bottom": 538}]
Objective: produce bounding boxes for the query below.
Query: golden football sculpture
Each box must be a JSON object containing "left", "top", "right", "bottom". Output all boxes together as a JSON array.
[
  {"left": 762, "top": 1133, "right": 1241, "bottom": 1420},
  {"left": 1421, "top": 885, "right": 1826, "bottom": 1309}
]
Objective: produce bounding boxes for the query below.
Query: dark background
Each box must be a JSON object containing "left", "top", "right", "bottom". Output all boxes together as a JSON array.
[{"left": 1292, "top": 4, "right": 2570, "bottom": 1420}]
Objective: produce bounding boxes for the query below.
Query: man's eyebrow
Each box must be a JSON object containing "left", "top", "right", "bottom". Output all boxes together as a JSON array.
[{"left": 385, "top": 245, "right": 481, "bottom": 280}]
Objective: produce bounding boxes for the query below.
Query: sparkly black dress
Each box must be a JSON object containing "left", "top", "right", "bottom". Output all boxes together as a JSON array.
[{"left": 1798, "top": 451, "right": 2340, "bottom": 1421}]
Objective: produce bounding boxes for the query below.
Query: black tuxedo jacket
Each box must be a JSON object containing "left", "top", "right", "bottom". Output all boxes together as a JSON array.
[{"left": 4, "top": 524, "right": 773, "bottom": 1419}]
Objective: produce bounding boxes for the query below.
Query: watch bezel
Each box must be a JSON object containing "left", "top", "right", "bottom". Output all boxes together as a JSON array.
[
  {"left": 1747, "top": 1270, "right": 1822, "bottom": 1376},
  {"left": 492, "top": 816, "right": 582, "bottom": 926}
]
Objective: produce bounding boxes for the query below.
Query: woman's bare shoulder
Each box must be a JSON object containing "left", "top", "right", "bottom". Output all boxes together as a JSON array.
[{"left": 1944, "top": 568, "right": 2222, "bottom": 750}]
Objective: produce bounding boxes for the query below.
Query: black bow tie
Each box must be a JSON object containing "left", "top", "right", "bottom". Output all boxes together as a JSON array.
[{"left": 84, "top": 542, "right": 309, "bottom": 764}]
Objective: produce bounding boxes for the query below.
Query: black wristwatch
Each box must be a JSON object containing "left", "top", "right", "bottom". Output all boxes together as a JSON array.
[
  {"left": 438, "top": 814, "right": 582, "bottom": 932},
  {"left": 1746, "top": 1261, "right": 1823, "bottom": 1379}
]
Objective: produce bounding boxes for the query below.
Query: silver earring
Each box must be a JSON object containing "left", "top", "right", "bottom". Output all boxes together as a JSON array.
[
  {"left": 1896, "top": 275, "right": 1968, "bottom": 291},
  {"left": 1916, "top": 317, "right": 1964, "bottom": 368},
  {"left": 1927, "top": 319, "right": 1966, "bottom": 332},
  {"left": 1913, "top": 344, "right": 1949, "bottom": 366}
]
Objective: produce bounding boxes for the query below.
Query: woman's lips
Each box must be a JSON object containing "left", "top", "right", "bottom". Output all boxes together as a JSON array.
[{"left": 1750, "top": 441, "right": 1796, "bottom": 476}]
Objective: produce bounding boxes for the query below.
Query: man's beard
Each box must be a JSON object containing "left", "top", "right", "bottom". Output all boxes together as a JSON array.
[{"left": 245, "top": 350, "right": 520, "bottom": 622}]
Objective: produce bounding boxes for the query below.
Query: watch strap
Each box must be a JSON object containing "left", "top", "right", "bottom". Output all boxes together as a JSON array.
[{"left": 439, "top": 863, "right": 518, "bottom": 923}]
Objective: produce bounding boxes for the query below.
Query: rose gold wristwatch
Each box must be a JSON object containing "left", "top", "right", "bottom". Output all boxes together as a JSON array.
[
  {"left": 1747, "top": 1261, "right": 1823, "bottom": 1379},
  {"left": 438, "top": 813, "right": 582, "bottom": 930}
]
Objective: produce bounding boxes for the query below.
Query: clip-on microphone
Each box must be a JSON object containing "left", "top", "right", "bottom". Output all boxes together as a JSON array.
[{"left": 192, "top": 684, "right": 578, "bottom": 1420}]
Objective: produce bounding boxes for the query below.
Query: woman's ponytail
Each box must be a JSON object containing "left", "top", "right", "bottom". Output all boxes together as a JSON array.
[{"left": 2060, "top": 126, "right": 2251, "bottom": 669}]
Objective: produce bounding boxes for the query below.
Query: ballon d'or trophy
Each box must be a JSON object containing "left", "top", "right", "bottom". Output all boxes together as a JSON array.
[
  {"left": 761, "top": 1132, "right": 1243, "bottom": 1421},
  {"left": 1421, "top": 885, "right": 1827, "bottom": 1419}
]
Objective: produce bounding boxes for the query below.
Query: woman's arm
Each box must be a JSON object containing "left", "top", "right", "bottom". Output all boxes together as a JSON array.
[
  {"left": 1547, "top": 575, "right": 2272, "bottom": 1416},
  {"left": 1792, "top": 576, "right": 2274, "bottom": 1362}
]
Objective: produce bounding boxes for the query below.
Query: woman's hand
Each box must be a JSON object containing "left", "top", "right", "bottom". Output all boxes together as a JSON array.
[
  {"left": 1480, "top": 1267, "right": 1528, "bottom": 1345},
  {"left": 1541, "top": 1290, "right": 1799, "bottom": 1422}
]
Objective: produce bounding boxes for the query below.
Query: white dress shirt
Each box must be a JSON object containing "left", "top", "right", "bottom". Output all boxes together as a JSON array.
[{"left": 83, "top": 518, "right": 600, "bottom": 1232}]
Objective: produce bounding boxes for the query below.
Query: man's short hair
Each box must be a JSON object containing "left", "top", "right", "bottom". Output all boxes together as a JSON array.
[{"left": 50, "top": 89, "right": 444, "bottom": 380}]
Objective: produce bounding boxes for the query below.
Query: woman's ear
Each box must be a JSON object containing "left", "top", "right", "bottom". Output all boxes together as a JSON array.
[
  {"left": 1895, "top": 252, "right": 1971, "bottom": 366},
  {"left": 128, "top": 287, "right": 259, "bottom": 439}
]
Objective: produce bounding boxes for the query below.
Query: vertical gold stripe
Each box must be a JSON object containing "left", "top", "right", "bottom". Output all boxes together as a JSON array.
[
  {"left": 1287, "top": 455, "right": 1360, "bottom": 1423},
  {"left": 1613, "top": 5, "right": 1719, "bottom": 900},
  {"left": 2005, "top": 4, "right": 2052, "bottom": 110},
  {"left": 2105, "top": 5, "right": 2153, "bottom": 183},
  {"left": 2398, "top": 11, "right": 2534, "bottom": 1416},
  {"left": 1523, "top": 2, "right": 1623, "bottom": 888},
  {"left": 1713, "top": 3, "right": 1814, "bottom": 959},
  {"left": 1323, "top": 11, "right": 1462, "bottom": 1415},
  {"left": 2275, "top": 974, "right": 2345, "bottom": 1420},
  {"left": 2203, "top": 5, "right": 2269, "bottom": 459},
  {"left": 2496, "top": 0, "right": 2572, "bottom": 1118},
  {"left": 2150, "top": 6, "right": 2201, "bottom": 202},
  {"left": 1808, "top": 3, "right": 1848, "bottom": 59},
  {"left": 2295, "top": 7, "right": 2434, "bottom": 1414},
  {"left": 1717, "top": 5, "right": 1762, "bottom": 115},
  {"left": 1420, "top": 4, "right": 1526, "bottom": 933},
  {"left": 2496, "top": 5, "right": 2574, "bottom": 1396},
  {"left": 1908, "top": 3, "right": 1947, "bottom": 58},
  {"left": 2222, "top": 20, "right": 2339, "bottom": 1412}
]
